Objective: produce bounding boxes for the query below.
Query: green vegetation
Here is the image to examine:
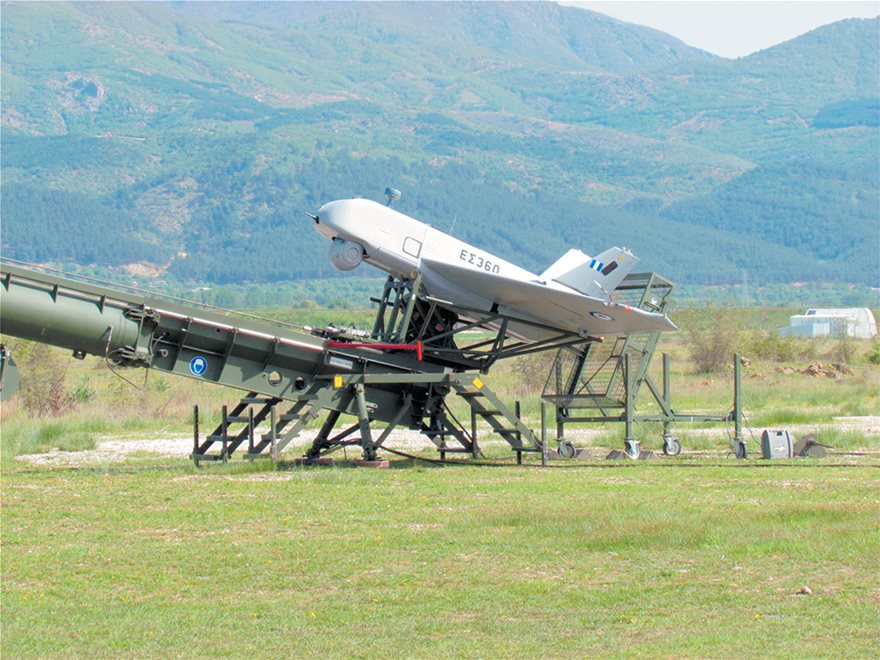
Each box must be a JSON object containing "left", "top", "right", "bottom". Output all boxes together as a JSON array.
[
  {"left": 1, "top": 419, "right": 96, "bottom": 460},
  {"left": 813, "top": 97, "right": 880, "bottom": 128},
  {"left": 868, "top": 338, "right": 880, "bottom": 365},
  {"left": 1, "top": 4, "right": 877, "bottom": 287},
  {"left": 2, "top": 459, "right": 878, "bottom": 656}
]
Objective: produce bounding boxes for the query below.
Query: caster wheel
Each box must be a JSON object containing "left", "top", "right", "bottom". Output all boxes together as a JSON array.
[{"left": 663, "top": 437, "right": 681, "bottom": 456}]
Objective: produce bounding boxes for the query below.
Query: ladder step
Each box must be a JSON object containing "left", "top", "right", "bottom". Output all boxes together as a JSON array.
[
  {"left": 262, "top": 431, "right": 299, "bottom": 442},
  {"left": 239, "top": 396, "right": 275, "bottom": 405},
  {"left": 457, "top": 390, "right": 483, "bottom": 398},
  {"left": 225, "top": 415, "right": 251, "bottom": 424},
  {"left": 192, "top": 453, "right": 227, "bottom": 461},
  {"left": 422, "top": 429, "right": 460, "bottom": 437},
  {"left": 491, "top": 428, "right": 521, "bottom": 436},
  {"left": 476, "top": 409, "right": 502, "bottom": 415},
  {"left": 206, "top": 434, "right": 242, "bottom": 443}
]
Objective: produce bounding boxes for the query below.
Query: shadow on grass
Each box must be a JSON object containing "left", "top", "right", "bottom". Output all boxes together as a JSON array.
[{"left": 5, "top": 450, "right": 878, "bottom": 481}]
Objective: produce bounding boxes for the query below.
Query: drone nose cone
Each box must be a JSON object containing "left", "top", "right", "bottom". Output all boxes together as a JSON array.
[
  {"left": 313, "top": 200, "right": 348, "bottom": 238},
  {"left": 316, "top": 198, "right": 376, "bottom": 237}
]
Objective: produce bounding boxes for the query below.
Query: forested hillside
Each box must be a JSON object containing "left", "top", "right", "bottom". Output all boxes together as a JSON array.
[{"left": 1, "top": 2, "right": 877, "bottom": 289}]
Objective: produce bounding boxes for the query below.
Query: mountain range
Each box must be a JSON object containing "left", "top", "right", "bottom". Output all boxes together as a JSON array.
[{"left": 1, "top": 1, "right": 878, "bottom": 289}]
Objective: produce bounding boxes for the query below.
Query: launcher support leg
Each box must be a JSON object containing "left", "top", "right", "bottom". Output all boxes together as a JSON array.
[
  {"left": 471, "top": 407, "right": 479, "bottom": 460},
  {"left": 541, "top": 404, "right": 548, "bottom": 467},
  {"left": 661, "top": 353, "right": 671, "bottom": 440},
  {"left": 623, "top": 352, "right": 640, "bottom": 459},
  {"left": 396, "top": 273, "right": 422, "bottom": 341},
  {"left": 371, "top": 276, "right": 394, "bottom": 340},
  {"left": 732, "top": 354, "right": 747, "bottom": 459},
  {"left": 554, "top": 357, "right": 566, "bottom": 447},
  {"left": 556, "top": 407, "right": 566, "bottom": 452},
  {"left": 354, "top": 384, "right": 377, "bottom": 461},
  {"left": 269, "top": 405, "right": 277, "bottom": 456},
  {"left": 660, "top": 353, "right": 681, "bottom": 456},
  {"left": 192, "top": 405, "right": 200, "bottom": 466},
  {"left": 541, "top": 401, "right": 549, "bottom": 465},
  {"left": 306, "top": 408, "right": 343, "bottom": 459}
]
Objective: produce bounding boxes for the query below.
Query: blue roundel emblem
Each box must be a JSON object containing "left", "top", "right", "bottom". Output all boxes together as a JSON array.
[
  {"left": 189, "top": 355, "right": 208, "bottom": 377},
  {"left": 590, "top": 311, "right": 614, "bottom": 322}
]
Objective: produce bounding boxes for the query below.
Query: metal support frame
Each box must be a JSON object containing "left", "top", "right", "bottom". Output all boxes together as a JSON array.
[
  {"left": 364, "top": 274, "right": 593, "bottom": 372},
  {"left": 540, "top": 273, "right": 746, "bottom": 459},
  {"left": 732, "top": 355, "right": 746, "bottom": 458},
  {"left": 623, "top": 353, "right": 639, "bottom": 458},
  {"left": 0, "top": 344, "right": 20, "bottom": 401},
  {"left": 547, "top": 352, "right": 744, "bottom": 458},
  {"left": 194, "top": 371, "right": 545, "bottom": 463},
  {"left": 353, "top": 383, "right": 376, "bottom": 461}
]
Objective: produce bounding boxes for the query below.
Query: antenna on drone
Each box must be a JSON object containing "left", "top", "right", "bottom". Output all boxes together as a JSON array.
[{"left": 384, "top": 187, "right": 401, "bottom": 207}]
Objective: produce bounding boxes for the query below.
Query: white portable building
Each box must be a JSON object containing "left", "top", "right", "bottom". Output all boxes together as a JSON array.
[{"left": 781, "top": 308, "right": 878, "bottom": 339}]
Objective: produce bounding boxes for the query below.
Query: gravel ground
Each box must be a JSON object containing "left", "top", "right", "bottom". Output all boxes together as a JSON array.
[{"left": 17, "top": 416, "right": 880, "bottom": 466}]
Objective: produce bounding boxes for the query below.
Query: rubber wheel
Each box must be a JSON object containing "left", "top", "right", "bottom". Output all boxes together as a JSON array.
[
  {"left": 558, "top": 440, "right": 576, "bottom": 459},
  {"left": 663, "top": 438, "right": 682, "bottom": 456},
  {"left": 735, "top": 442, "right": 748, "bottom": 459}
]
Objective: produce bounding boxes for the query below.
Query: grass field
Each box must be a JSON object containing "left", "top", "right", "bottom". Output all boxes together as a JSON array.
[
  {"left": 2, "top": 460, "right": 878, "bottom": 657},
  {"left": 2, "top": 307, "right": 879, "bottom": 656}
]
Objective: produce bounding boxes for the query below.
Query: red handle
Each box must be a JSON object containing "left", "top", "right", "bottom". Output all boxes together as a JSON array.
[{"left": 327, "top": 340, "right": 423, "bottom": 361}]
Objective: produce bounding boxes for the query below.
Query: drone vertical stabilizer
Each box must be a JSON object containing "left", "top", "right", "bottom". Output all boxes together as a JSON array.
[{"left": 551, "top": 247, "right": 639, "bottom": 299}]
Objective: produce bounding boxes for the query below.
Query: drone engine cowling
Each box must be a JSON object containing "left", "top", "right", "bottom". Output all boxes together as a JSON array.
[{"left": 329, "top": 238, "right": 364, "bottom": 271}]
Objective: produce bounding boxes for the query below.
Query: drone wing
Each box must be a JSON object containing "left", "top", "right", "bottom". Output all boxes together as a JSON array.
[{"left": 420, "top": 257, "right": 675, "bottom": 337}]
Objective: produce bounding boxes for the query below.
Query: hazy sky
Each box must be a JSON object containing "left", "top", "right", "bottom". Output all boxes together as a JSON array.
[{"left": 561, "top": 1, "right": 880, "bottom": 58}]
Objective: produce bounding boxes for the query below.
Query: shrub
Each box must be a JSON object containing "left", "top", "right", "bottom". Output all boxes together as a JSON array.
[
  {"left": 748, "top": 330, "right": 798, "bottom": 362},
  {"left": 685, "top": 305, "right": 743, "bottom": 374},
  {"left": 835, "top": 329, "right": 853, "bottom": 364},
  {"left": 509, "top": 353, "right": 552, "bottom": 397},
  {"left": 867, "top": 338, "right": 880, "bottom": 365},
  {"left": 18, "top": 344, "right": 76, "bottom": 417}
]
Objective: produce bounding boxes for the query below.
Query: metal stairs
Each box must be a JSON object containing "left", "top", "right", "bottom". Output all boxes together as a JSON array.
[
  {"left": 451, "top": 377, "right": 543, "bottom": 457},
  {"left": 192, "top": 384, "right": 347, "bottom": 463},
  {"left": 194, "top": 374, "right": 545, "bottom": 464},
  {"left": 192, "top": 392, "right": 281, "bottom": 462},
  {"left": 417, "top": 395, "right": 477, "bottom": 459}
]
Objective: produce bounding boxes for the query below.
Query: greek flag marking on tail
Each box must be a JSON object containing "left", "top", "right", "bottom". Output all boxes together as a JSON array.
[{"left": 548, "top": 246, "right": 639, "bottom": 299}]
